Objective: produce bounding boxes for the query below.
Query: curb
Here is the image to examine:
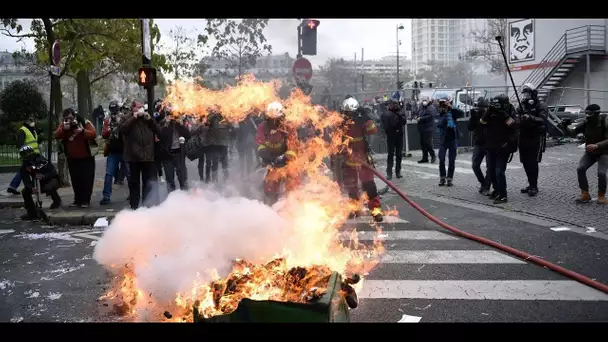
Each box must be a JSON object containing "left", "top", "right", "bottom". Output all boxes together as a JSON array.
[
  {"left": 0, "top": 165, "right": 21, "bottom": 174},
  {"left": 47, "top": 211, "right": 117, "bottom": 226},
  {"left": 0, "top": 200, "right": 24, "bottom": 209}
]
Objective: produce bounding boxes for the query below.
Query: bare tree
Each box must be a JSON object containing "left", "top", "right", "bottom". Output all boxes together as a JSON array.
[
  {"left": 465, "top": 19, "right": 509, "bottom": 85},
  {"left": 162, "top": 25, "right": 197, "bottom": 81},
  {"left": 199, "top": 19, "right": 272, "bottom": 79}
]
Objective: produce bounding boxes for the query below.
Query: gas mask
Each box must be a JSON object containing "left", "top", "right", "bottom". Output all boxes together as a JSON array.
[
  {"left": 421, "top": 101, "right": 428, "bottom": 107},
  {"left": 27, "top": 120, "right": 36, "bottom": 128},
  {"left": 585, "top": 110, "right": 600, "bottom": 122}
]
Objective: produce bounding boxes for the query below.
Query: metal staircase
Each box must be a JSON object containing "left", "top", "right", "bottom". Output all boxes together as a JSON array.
[{"left": 512, "top": 25, "right": 606, "bottom": 103}]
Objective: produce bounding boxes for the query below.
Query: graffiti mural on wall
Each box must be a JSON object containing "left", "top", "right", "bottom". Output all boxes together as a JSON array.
[{"left": 509, "top": 19, "right": 535, "bottom": 64}]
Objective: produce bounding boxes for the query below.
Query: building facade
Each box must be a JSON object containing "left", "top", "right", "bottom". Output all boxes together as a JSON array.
[
  {"left": 0, "top": 51, "right": 35, "bottom": 92},
  {"left": 506, "top": 19, "right": 608, "bottom": 108},
  {"left": 411, "top": 19, "right": 487, "bottom": 75}
]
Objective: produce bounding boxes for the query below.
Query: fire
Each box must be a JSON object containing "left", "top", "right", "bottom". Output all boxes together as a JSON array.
[{"left": 97, "top": 74, "right": 393, "bottom": 322}]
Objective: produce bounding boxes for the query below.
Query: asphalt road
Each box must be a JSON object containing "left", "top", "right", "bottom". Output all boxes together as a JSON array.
[{"left": 1, "top": 182, "right": 607, "bottom": 322}]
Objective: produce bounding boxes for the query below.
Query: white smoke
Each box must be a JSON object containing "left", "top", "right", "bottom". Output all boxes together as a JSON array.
[{"left": 93, "top": 189, "right": 292, "bottom": 304}]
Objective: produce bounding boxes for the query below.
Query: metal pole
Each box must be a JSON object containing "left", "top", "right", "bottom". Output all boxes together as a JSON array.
[
  {"left": 586, "top": 53, "right": 591, "bottom": 107},
  {"left": 354, "top": 52, "right": 357, "bottom": 94},
  {"left": 361, "top": 48, "right": 364, "bottom": 92},
  {"left": 396, "top": 25, "right": 400, "bottom": 87},
  {"left": 297, "top": 21, "right": 302, "bottom": 58},
  {"left": 141, "top": 19, "right": 155, "bottom": 108},
  {"left": 47, "top": 75, "right": 54, "bottom": 162}
]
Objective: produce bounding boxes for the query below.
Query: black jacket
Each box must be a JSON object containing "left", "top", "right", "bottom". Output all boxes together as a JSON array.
[
  {"left": 381, "top": 108, "right": 407, "bottom": 137},
  {"left": 158, "top": 120, "right": 191, "bottom": 158},
  {"left": 565, "top": 114, "right": 608, "bottom": 156},
  {"left": 481, "top": 106, "right": 519, "bottom": 153},
  {"left": 468, "top": 108, "right": 487, "bottom": 146},
  {"left": 518, "top": 101, "right": 547, "bottom": 144},
  {"left": 22, "top": 154, "right": 58, "bottom": 192}
]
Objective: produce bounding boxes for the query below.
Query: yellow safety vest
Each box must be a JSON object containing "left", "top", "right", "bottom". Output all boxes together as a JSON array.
[{"left": 20, "top": 126, "right": 40, "bottom": 154}]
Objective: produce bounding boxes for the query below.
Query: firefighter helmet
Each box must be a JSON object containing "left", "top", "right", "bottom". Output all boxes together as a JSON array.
[
  {"left": 342, "top": 97, "right": 359, "bottom": 112},
  {"left": 266, "top": 101, "right": 285, "bottom": 119}
]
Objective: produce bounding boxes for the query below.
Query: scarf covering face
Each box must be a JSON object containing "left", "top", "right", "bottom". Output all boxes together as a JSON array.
[{"left": 446, "top": 111, "right": 456, "bottom": 129}]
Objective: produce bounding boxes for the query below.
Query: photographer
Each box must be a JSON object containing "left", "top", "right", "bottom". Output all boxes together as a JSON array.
[
  {"left": 119, "top": 101, "right": 160, "bottom": 210},
  {"left": 158, "top": 105, "right": 191, "bottom": 192},
  {"left": 100, "top": 100, "right": 129, "bottom": 205},
  {"left": 54, "top": 108, "right": 97, "bottom": 208},
  {"left": 19, "top": 145, "right": 61, "bottom": 220}
]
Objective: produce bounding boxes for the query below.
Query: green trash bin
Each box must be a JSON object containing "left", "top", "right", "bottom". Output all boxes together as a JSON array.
[{"left": 193, "top": 272, "right": 351, "bottom": 323}]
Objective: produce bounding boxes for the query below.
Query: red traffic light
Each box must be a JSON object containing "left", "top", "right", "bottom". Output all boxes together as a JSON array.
[{"left": 306, "top": 20, "right": 320, "bottom": 30}]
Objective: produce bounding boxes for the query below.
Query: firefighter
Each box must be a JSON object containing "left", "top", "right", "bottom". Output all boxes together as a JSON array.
[
  {"left": 340, "top": 97, "right": 384, "bottom": 222},
  {"left": 256, "top": 101, "right": 299, "bottom": 206}
]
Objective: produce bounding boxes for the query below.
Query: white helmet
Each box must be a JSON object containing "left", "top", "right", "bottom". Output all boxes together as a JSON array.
[
  {"left": 342, "top": 97, "right": 359, "bottom": 112},
  {"left": 522, "top": 83, "right": 535, "bottom": 92},
  {"left": 266, "top": 101, "right": 285, "bottom": 119}
]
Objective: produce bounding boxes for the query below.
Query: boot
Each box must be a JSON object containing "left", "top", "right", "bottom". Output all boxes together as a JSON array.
[
  {"left": 417, "top": 159, "right": 429, "bottom": 164},
  {"left": 431, "top": 155, "right": 436, "bottom": 164},
  {"left": 576, "top": 190, "right": 592, "bottom": 203},
  {"left": 489, "top": 190, "right": 499, "bottom": 199},
  {"left": 528, "top": 187, "right": 539, "bottom": 197},
  {"left": 521, "top": 186, "right": 530, "bottom": 193},
  {"left": 348, "top": 210, "right": 362, "bottom": 219},
  {"left": 438, "top": 178, "right": 446, "bottom": 187},
  {"left": 49, "top": 191, "right": 62, "bottom": 209},
  {"left": 446, "top": 178, "right": 453, "bottom": 187},
  {"left": 386, "top": 173, "right": 392, "bottom": 180},
  {"left": 493, "top": 195, "right": 508, "bottom": 204},
  {"left": 598, "top": 192, "right": 607, "bottom": 204},
  {"left": 396, "top": 172, "right": 403, "bottom": 179}
]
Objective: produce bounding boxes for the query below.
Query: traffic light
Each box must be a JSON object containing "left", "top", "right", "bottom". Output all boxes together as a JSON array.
[
  {"left": 138, "top": 67, "right": 157, "bottom": 88},
  {"left": 301, "top": 19, "right": 320, "bottom": 56},
  {"left": 397, "top": 81, "right": 404, "bottom": 90}
]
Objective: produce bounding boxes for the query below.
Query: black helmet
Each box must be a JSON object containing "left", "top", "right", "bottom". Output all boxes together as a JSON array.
[
  {"left": 476, "top": 97, "right": 489, "bottom": 108},
  {"left": 585, "top": 104, "right": 601, "bottom": 119},
  {"left": 19, "top": 145, "right": 35, "bottom": 159},
  {"left": 491, "top": 94, "right": 509, "bottom": 110},
  {"left": 109, "top": 100, "right": 120, "bottom": 112}
]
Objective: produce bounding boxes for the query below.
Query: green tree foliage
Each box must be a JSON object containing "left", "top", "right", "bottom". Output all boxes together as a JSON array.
[
  {"left": 1, "top": 19, "right": 170, "bottom": 119},
  {"left": 0, "top": 79, "right": 48, "bottom": 145},
  {"left": 0, "top": 79, "right": 48, "bottom": 122},
  {"left": 198, "top": 19, "right": 272, "bottom": 79}
]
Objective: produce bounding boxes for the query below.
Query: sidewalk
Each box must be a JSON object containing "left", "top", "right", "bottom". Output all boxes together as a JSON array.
[{"left": 0, "top": 180, "right": 130, "bottom": 226}]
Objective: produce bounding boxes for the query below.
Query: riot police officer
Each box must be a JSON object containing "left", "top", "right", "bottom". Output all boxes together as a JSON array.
[
  {"left": 517, "top": 83, "right": 547, "bottom": 197},
  {"left": 481, "top": 94, "right": 519, "bottom": 204}
]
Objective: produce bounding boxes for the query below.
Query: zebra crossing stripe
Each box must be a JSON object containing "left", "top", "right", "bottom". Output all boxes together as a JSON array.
[
  {"left": 358, "top": 280, "right": 608, "bottom": 301},
  {"left": 72, "top": 233, "right": 102, "bottom": 241},
  {"left": 380, "top": 250, "right": 525, "bottom": 264},
  {"left": 341, "top": 230, "right": 458, "bottom": 241}
]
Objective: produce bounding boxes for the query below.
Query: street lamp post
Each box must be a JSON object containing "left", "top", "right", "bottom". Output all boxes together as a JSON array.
[{"left": 396, "top": 24, "right": 404, "bottom": 88}]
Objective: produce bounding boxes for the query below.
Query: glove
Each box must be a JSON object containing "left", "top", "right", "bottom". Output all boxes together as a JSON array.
[{"left": 271, "top": 154, "right": 287, "bottom": 168}]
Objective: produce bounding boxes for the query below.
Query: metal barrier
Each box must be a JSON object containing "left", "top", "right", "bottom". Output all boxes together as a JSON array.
[{"left": 544, "top": 86, "right": 608, "bottom": 110}]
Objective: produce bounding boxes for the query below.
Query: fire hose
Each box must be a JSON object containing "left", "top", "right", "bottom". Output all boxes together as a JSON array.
[{"left": 360, "top": 162, "right": 608, "bottom": 295}]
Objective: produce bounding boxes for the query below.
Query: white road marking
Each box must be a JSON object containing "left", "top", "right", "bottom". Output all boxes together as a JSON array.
[
  {"left": 398, "top": 314, "right": 422, "bottom": 323},
  {"left": 0, "top": 229, "right": 15, "bottom": 235},
  {"left": 345, "top": 216, "right": 409, "bottom": 224},
  {"left": 358, "top": 280, "right": 608, "bottom": 301},
  {"left": 381, "top": 250, "right": 525, "bottom": 264},
  {"left": 341, "top": 230, "right": 457, "bottom": 241},
  {"left": 550, "top": 227, "right": 572, "bottom": 232},
  {"left": 72, "top": 233, "right": 102, "bottom": 241}
]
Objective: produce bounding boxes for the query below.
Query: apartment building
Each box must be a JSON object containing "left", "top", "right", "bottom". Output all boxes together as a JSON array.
[{"left": 411, "top": 19, "right": 487, "bottom": 75}]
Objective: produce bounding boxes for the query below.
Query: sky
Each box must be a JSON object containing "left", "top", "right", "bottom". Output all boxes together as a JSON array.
[{"left": 0, "top": 19, "right": 412, "bottom": 69}]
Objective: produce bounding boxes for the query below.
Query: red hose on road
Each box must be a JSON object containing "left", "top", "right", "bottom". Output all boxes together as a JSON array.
[{"left": 362, "top": 163, "right": 608, "bottom": 295}]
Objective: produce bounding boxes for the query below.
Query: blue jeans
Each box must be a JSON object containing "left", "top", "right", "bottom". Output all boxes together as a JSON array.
[
  {"left": 9, "top": 171, "right": 22, "bottom": 190},
  {"left": 102, "top": 153, "right": 129, "bottom": 200},
  {"left": 438, "top": 140, "right": 457, "bottom": 180}
]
